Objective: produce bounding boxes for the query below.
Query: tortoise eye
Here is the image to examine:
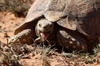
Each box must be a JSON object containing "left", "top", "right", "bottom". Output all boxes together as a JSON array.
[{"left": 39, "top": 24, "right": 41, "bottom": 27}]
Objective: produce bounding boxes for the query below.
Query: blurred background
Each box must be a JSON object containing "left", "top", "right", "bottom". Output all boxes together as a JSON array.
[{"left": 0, "top": 0, "right": 35, "bottom": 17}]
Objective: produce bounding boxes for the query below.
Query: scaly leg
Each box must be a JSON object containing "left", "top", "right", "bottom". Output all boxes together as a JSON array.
[{"left": 8, "top": 29, "right": 35, "bottom": 44}]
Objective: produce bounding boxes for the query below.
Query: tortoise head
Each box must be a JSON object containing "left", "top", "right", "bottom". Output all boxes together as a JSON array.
[{"left": 35, "top": 19, "right": 54, "bottom": 41}]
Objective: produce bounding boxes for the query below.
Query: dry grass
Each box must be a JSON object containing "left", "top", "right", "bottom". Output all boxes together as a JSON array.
[{"left": 0, "top": 40, "right": 100, "bottom": 66}]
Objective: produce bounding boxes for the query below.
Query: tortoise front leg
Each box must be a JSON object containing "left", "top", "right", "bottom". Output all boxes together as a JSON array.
[
  {"left": 34, "top": 37, "right": 51, "bottom": 45},
  {"left": 34, "top": 37, "right": 41, "bottom": 43},
  {"left": 8, "top": 29, "right": 34, "bottom": 44}
]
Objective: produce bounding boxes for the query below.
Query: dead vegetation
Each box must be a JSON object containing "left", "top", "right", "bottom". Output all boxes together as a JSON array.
[{"left": 0, "top": 38, "right": 100, "bottom": 66}]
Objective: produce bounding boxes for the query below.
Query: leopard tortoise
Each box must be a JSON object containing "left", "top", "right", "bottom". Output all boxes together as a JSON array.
[{"left": 9, "top": 0, "right": 100, "bottom": 52}]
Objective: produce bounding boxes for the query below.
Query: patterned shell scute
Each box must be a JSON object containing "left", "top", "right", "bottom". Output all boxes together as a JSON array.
[
  {"left": 64, "top": 0, "right": 95, "bottom": 18},
  {"left": 47, "top": 0, "right": 66, "bottom": 11}
]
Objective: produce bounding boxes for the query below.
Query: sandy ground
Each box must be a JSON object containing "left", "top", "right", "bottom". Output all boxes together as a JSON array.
[{"left": 0, "top": 12, "right": 24, "bottom": 43}]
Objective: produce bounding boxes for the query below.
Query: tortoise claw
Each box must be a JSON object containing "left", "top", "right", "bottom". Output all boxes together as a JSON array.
[{"left": 8, "top": 36, "right": 19, "bottom": 44}]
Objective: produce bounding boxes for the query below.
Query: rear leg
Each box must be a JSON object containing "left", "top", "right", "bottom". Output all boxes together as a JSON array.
[{"left": 57, "top": 29, "right": 88, "bottom": 52}]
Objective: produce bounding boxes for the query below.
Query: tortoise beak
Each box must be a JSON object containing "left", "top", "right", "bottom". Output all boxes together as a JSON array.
[{"left": 40, "top": 32, "right": 49, "bottom": 41}]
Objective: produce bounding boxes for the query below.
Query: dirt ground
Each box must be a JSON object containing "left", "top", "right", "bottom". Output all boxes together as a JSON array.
[
  {"left": 0, "top": 12, "right": 24, "bottom": 43},
  {"left": 0, "top": 11, "right": 100, "bottom": 66}
]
